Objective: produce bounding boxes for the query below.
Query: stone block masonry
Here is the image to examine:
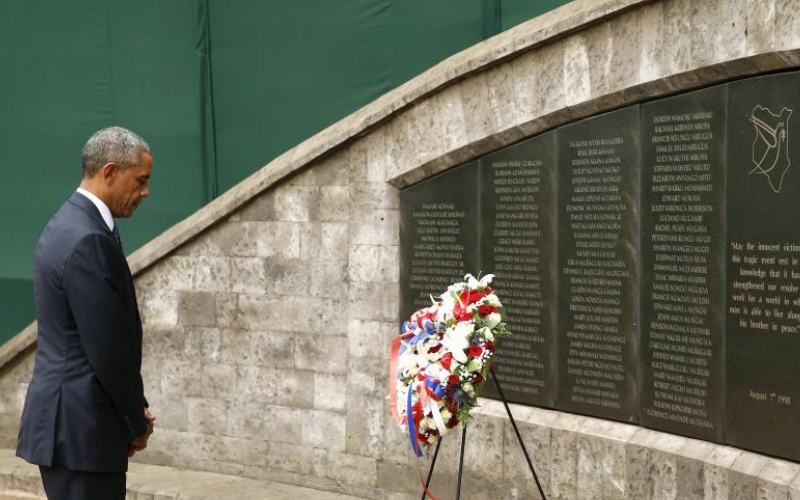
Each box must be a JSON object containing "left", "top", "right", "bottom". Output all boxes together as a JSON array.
[{"left": 0, "top": 0, "right": 799, "bottom": 497}]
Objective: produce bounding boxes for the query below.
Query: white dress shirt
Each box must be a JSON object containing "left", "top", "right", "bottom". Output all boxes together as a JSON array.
[{"left": 76, "top": 187, "right": 114, "bottom": 231}]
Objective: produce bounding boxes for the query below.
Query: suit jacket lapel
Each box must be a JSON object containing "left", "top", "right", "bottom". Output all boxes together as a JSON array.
[
  {"left": 67, "top": 192, "right": 141, "bottom": 333},
  {"left": 67, "top": 192, "right": 113, "bottom": 237}
]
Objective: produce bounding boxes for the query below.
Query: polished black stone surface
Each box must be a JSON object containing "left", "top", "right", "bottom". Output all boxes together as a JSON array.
[
  {"left": 479, "top": 131, "right": 558, "bottom": 407},
  {"left": 399, "top": 161, "right": 481, "bottom": 321},
  {"left": 725, "top": 70, "right": 800, "bottom": 461},
  {"left": 398, "top": 70, "right": 800, "bottom": 462},
  {"left": 639, "top": 85, "right": 727, "bottom": 442},
  {"left": 554, "top": 106, "right": 641, "bottom": 423}
]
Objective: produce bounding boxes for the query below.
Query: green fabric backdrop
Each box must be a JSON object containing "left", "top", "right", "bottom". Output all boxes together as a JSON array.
[
  {"left": 0, "top": 0, "right": 572, "bottom": 344},
  {"left": 209, "top": 0, "right": 490, "bottom": 191}
]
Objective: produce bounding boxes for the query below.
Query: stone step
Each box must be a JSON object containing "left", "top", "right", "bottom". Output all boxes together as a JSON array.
[
  {"left": 0, "top": 492, "right": 45, "bottom": 500},
  {"left": 0, "top": 450, "right": 366, "bottom": 500}
]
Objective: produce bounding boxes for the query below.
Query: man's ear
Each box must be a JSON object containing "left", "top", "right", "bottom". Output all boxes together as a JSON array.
[{"left": 100, "top": 162, "right": 119, "bottom": 184}]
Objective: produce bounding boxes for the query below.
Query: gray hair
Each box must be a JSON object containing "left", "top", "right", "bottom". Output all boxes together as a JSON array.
[{"left": 81, "top": 126, "right": 151, "bottom": 177}]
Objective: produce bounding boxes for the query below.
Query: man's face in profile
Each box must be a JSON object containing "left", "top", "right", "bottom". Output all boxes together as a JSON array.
[{"left": 106, "top": 151, "right": 153, "bottom": 218}]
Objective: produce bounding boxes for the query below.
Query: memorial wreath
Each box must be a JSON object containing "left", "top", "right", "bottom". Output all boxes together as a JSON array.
[{"left": 389, "top": 273, "right": 510, "bottom": 457}]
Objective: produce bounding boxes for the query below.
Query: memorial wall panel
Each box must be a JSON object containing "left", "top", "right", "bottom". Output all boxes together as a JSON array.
[
  {"left": 725, "top": 71, "right": 800, "bottom": 461},
  {"left": 480, "top": 132, "right": 558, "bottom": 407},
  {"left": 399, "top": 161, "right": 481, "bottom": 320},
  {"left": 398, "top": 70, "right": 800, "bottom": 462},
  {"left": 555, "top": 107, "right": 640, "bottom": 422},
  {"left": 639, "top": 86, "right": 727, "bottom": 442}
]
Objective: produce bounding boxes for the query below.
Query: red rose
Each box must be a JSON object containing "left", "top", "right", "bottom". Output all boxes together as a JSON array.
[
  {"left": 485, "top": 341, "right": 495, "bottom": 353},
  {"left": 448, "top": 400, "right": 458, "bottom": 413},
  {"left": 448, "top": 374, "right": 459, "bottom": 386},
  {"left": 447, "top": 415, "right": 459, "bottom": 428},
  {"left": 467, "top": 345, "right": 483, "bottom": 358},
  {"left": 474, "top": 373, "right": 484, "bottom": 384}
]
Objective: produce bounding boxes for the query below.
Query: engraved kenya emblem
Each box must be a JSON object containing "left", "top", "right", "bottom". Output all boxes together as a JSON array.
[{"left": 749, "top": 104, "right": 793, "bottom": 193}]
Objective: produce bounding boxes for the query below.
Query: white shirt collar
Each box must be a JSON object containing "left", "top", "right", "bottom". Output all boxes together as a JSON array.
[{"left": 76, "top": 187, "right": 114, "bottom": 231}]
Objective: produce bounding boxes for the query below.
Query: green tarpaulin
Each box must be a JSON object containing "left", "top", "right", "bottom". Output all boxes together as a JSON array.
[{"left": 0, "top": 0, "right": 572, "bottom": 344}]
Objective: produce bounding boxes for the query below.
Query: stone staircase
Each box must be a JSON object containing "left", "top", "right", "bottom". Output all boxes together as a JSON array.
[{"left": 0, "top": 449, "right": 366, "bottom": 500}]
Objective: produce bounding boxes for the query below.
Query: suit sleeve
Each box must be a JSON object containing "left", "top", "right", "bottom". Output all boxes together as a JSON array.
[{"left": 63, "top": 232, "right": 148, "bottom": 442}]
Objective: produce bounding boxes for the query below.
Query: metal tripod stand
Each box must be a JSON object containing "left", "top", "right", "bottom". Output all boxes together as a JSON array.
[{"left": 420, "top": 367, "right": 547, "bottom": 500}]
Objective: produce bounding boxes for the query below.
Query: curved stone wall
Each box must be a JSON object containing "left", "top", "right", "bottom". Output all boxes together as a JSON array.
[{"left": 2, "top": 0, "right": 800, "bottom": 498}]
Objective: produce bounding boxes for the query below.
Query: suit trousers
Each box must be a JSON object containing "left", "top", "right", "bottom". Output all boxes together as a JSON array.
[{"left": 39, "top": 465, "right": 126, "bottom": 500}]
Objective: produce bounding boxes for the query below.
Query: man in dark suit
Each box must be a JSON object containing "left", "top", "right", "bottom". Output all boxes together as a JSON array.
[{"left": 17, "top": 126, "right": 156, "bottom": 500}]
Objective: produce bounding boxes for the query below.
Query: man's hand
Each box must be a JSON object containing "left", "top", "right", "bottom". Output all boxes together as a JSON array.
[
  {"left": 145, "top": 408, "right": 156, "bottom": 434},
  {"left": 128, "top": 409, "right": 156, "bottom": 458},
  {"left": 128, "top": 435, "right": 147, "bottom": 458}
]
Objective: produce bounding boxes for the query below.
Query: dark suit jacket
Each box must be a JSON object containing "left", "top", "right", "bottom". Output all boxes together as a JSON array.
[{"left": 17, "top": 192, "right": 148, "bottom": 473}]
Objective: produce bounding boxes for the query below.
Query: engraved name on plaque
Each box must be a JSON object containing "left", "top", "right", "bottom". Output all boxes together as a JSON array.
[
  {"left": 639, "top": 86, "right": 726, "bottom": 441},
  {"left": 480, "top": 132, "right": 557, "bottom": 407},
  {"left": 556, "top": 107, "right": 640, "bottom": 422},
  {"left": 400, "top": 162, "right": 480, "bottom": 320}
]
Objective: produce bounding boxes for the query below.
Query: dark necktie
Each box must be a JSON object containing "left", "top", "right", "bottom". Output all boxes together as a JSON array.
[{"left": 111, "top": 224, "right": 123, "bottom": 251}]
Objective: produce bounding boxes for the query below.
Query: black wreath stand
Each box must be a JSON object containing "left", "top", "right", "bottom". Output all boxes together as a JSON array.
[{"left": 420, "top": 367, "right": 547, "bottom": 500}]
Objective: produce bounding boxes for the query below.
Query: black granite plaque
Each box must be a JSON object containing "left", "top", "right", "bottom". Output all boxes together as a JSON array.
[
  {"left": 639, "top": 86, "right": 727, "bottom": 441},
  {"left": 555, "top": 106, "right": 640, "bottom": 422},
  {"left": 399, "top": 161, "right": 481, "bottom": 321},
  {"left": 396, "top": 70, "right": 800, "bottom": 463},
  {"left": 725, "top": 71, "right": 800, "bottom": 461},
  {"left": 479, "top": 132, "right": 558, "bottom": 407}
]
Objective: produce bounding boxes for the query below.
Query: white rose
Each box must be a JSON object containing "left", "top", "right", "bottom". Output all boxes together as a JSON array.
[
  {"left": 401, "top": 354, "right": 420, "bottom": 377},
  {"left": 426, "top": 364, "right": 449, "bottom": 381},
  {"left": 484, "top": 293, "right": 501, "bottom": 307},
  {"left": 414, "top": 353, "right": 430, "bottom": 369},
  {"left": 467, "top": 358, "right": 483, "bottom": 372},
  {"left": 485, "top": 312, "right": 502, "bottom": 328},
  {"left": 478, "top": 326, "right": 495, "bottom": 342},
  {"left": 427, "top": 349, "right": 444, "bottom": 362}
]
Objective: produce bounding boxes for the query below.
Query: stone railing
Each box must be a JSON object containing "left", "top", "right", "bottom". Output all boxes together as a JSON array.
[{"left": 2, "top": 0, "right": 800, "bottom": 497}]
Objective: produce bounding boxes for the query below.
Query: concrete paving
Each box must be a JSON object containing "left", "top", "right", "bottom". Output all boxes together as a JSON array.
[
  {"left": 0, "top": 493, "right": 44, "bottom": 500},
  {"left": 0, "top": 449, "right": 366, "bottom": 500}
]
